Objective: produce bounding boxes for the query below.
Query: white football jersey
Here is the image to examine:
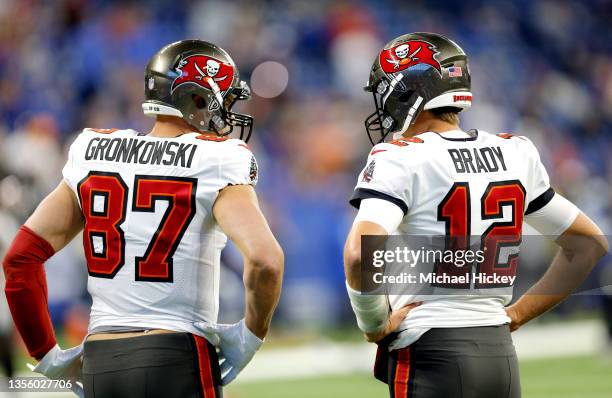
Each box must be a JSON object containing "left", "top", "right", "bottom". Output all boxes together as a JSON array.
[
  {"left": 62, "top": 128, "right": 258, "bottom": 335},
  {"left": 351, "top": 129, "right": 564, "bottom": 336}
]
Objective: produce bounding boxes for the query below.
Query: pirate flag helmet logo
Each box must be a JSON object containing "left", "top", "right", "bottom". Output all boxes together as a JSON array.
[
  {"left": 379, "top": 40, "right": 442, "bottom": 75},
  {"left": 171, "top": 55, "right": 235, "bottom": 93}
]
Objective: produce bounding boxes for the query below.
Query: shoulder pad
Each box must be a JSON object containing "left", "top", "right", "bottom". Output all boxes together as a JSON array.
[
  {"left": 368, "top": 136, "right": 424, "bottom": 155},
  {"left": 226, "top": 138, "right": 251, "bottom": 152},
  {"left": 368, "top": 137, "right": 423, "bottom": 156},
  {"left": 200, "top": 137, "right": 253, "bottom": 158}
]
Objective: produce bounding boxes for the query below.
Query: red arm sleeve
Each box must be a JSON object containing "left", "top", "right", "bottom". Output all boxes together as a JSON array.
[{"left": 2, "top": 225, "right": 57, "bottom": 360}]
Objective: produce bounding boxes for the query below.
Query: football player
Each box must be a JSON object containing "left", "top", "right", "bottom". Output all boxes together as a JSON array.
[
  {"left": 2, "top": 40, "right": 283, "bottom": 398},
  {"left": 344, "top": 32, "right": 608, "bottom": 398}
]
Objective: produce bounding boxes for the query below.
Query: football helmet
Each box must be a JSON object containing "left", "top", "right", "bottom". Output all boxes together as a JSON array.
[
  {"left": 364, "top": 32, "right": 472, "bottom": 144},
  {"left": 142, "top": 40, "right": 254, "bottom": 141}
]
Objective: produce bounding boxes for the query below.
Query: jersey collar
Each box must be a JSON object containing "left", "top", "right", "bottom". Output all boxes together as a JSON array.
[{"left": 435, "top": 129, "right": 479, "bottom": 142}]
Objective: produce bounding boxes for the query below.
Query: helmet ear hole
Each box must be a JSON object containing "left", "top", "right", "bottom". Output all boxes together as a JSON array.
[{"left": 192, "top": 94, "right": 206, "bottom": 109}]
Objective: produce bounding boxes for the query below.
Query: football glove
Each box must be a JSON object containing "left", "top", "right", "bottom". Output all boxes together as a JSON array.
[
  {"left": 27, "top": 344, "right": 84, "bottom": 398},
  {"left": 194, "top": 319, "right": 263, "bottom": 385}
]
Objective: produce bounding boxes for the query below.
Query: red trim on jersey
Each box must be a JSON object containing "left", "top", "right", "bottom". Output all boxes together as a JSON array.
[
  {"left": 193, "top": 335, "right": 217, "bottom": 398},
  {"left": 394, "top": 347, "right": 411, "bottom": 397},
  {"left": 196, "top": 134, "right": 228, "bottom": 142},
  {"left": 390, "top": 139, "right": 410, "bottom": 147},
  {"left": 390, "top": 137, "right": 424, "bottom": 147},
  {"left": 2, "top": 226, "right": 57, "bottom": 360},
  {"left": 497, "top": 132, "right": 526, "bottom": 140},
  {"left": 370, "top": 149, "right": 387, "bottom": 155}
]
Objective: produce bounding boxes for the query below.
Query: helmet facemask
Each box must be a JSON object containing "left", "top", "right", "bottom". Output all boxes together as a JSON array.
[
  {"left": 364, "top": 80, "right": 392, "bottom": 145},
  {"left": 364, "top": 75, "right": 423, "bottom": 145},
  {"left": 222, "top": 81, "right": 254, "bottom": 142},
  {"left": 177, "top": 78, "right": 253, "bottom": 142}
]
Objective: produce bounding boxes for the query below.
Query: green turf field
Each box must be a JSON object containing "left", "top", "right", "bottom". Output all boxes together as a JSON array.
[{"left": 227, "top": 355, "right": 612, "bottom": 398}]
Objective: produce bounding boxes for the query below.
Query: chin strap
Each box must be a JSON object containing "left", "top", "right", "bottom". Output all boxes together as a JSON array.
[
  {"left": 390, "top": 95, "right": 424, "bottom": 141},
  {"left": 204, "top": 77, "right": 226, "bottom": 110},
  {"left": 204, "top": 77, "right": 231, "bottom": 134}
]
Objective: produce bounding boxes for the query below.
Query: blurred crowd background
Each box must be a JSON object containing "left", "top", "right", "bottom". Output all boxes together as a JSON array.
[{"left": 0, "top": 0, "right": 611, "bottom": 370}]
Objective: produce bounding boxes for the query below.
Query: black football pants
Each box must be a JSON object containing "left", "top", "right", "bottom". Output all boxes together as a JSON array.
[
  {"left": 82, "top": 332, "right": 222, "bottom": 398},
  {"left": 377, "top": 325, "right": 521, "bottom": 398}
]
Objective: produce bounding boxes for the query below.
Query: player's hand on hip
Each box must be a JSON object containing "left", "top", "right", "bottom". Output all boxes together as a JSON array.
[
  {"left": 27, "top": 344, "right": 85, "bottom": 398},
  {"left": 364, "top": 302, "right": 422, "bottom": 343},
  {"left": 505, "top": 305, "right": 523, "bottom": 332},
  {"left": 193, "top": 318, "right": 263, "bottom": 385}
]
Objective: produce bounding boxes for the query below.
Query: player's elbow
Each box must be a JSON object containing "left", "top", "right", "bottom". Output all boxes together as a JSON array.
[
  {"left": 246, "top": 243, "right": 284, "bottom": 283},
  {"left": 1, "top": 255, "right": 11, "bottom": 279},
  {"left": 558, "top": 212, "right": 609, "bottom": 263},
  {"left": 343, "top": 238, "right": 362, "bottom": 282},
  {"left": 561, "top": 234, "right": 608, "bottom": 264},
  {"left": 581, "top": 235, "right": 608, "bottom": 267},
  {"left": 2, "top": 253, "right": 18, "bottom": 281},
  {"left": 593, "top": 235, "right": 609, "bottom": 260}
]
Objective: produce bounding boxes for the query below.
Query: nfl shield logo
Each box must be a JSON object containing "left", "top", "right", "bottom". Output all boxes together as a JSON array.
[{"left": 362, "top": 159, "right": 376, "bottom": 183}]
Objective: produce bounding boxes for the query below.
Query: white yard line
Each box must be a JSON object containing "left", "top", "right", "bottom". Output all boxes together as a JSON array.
[
  {"left": 513, "top": 319, "right": 606, "bottom": 359},
  {"left": 239, "top": 340, "right": 377, "bottom": 382}
]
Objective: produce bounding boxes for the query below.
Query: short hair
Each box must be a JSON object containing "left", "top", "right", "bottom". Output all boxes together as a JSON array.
[{"left": 430, "top": 107, "right": 461, "bottom": 125}]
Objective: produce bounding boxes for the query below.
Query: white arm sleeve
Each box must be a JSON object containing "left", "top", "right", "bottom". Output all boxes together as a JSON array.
[
  {"left": 524, "top": 193, "right": 580, "bottom": 236},
  {"left": 346, "top": 281, "right": 389, "bottom": 333},
  {"left": 354, "top": 198, "right": 404, "bottom": 234}
]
